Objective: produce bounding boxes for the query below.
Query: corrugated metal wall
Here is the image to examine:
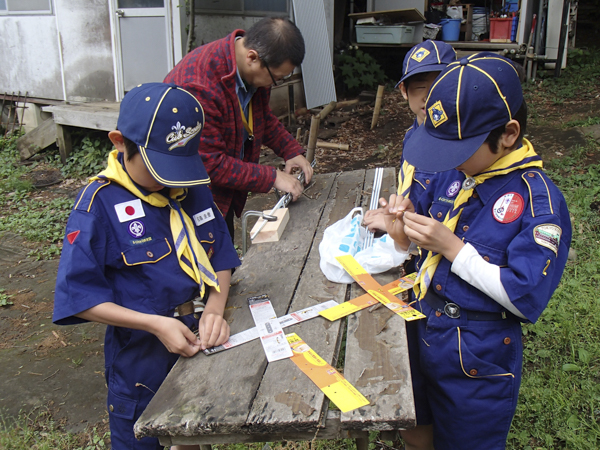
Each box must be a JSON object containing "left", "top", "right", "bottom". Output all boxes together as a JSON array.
[{"left": 293, "top": 0, "right": 337, "bottom": 109}]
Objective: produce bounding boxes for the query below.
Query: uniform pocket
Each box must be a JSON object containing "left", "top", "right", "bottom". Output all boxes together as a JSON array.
[
  {"left": 121, "top": 238, "right": 172, "bottom": 266},
  {"left": 107, "top": 387, "right": 137, "bottom": 420},
  {"left": 468, "top": 240, "right": 508, "bottom": 266}
]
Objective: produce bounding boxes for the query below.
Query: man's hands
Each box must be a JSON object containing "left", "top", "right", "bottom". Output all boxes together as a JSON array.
[{"left": 273, "top": 155, "right": 314, "bottom": 202}]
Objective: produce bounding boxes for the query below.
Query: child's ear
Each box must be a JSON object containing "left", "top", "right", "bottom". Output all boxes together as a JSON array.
[
  {"left": 500, "top": 120, "right": 520, "bottom": 149},
  {"left": 108, "top": 131, "right": 126, "bottom": 153},
  {"left": 399, "top": 82, "right": 408, "bottom": 100}
]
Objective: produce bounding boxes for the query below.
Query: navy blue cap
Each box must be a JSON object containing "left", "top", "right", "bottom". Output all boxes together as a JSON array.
[
  {"left": 117, "top": 82, "right": 209, "bottom": 188},
  {"left": 403, "top": 52, "right": 524, "bottom": 172},
  {"left": 395, "top": 40, "right": 457, "bottom": 88}
]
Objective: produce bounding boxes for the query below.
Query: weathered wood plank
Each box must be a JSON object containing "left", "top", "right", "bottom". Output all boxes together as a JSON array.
[
  {"left": 342, "top": 167, "right": 417, "bottom": 431},
  {"left": 246, "top": 170, "right": 367, "bottom": 433},
  {"left": 135, "top": 173, "right": 336, "bottom": 439},
  {"left": 17, "top": 119, "right": 56, "bottom": 160},
  {"left": 56, "top": 124, "right": 72, "bottom": 164},
  {"left": 42, "top": 102, "right": 119, "bottom": 131},
  {"left": 158, "top": 411, "right": 371, "bottom": 447}
]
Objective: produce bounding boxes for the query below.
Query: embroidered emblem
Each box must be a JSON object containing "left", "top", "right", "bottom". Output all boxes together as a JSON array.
[
  {"left": 193, "top": 208, "right": 215, "bottom": 226},
  {"left": 115, "top": 199, "right": 145, "bottom": 223},
  {"left": 166, "top": 121, "right": 202, "bottom": 151},
  {"left": 128, "top": 220, "right": 145, "bottom": 238},
  {"left": 533, "top": 224, "right": 561, "bottom": 255},
  {"left": 428, "top": 100, "right": 448, "bottom": 127},
  {"left": 207, "top": 246, "right": 214, "bottom": 259},
  {"left": 67, "top": 230, "right": 80, "bottom": 244},
  {"left": 411, "top": 48, "right": 430, "bottom": 63},
  {"left": 492, "top": 192, "right": 524, "bottom": 223},
  {"left": 446, "top": 180, "right": 461, "bottom": 197}
]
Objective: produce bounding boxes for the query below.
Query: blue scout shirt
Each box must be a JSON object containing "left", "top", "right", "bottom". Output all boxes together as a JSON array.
[
  {"left": 412, "top": 167, "right": 571, "bottom": 323},
  {"left": 53, "top": 172, "right": 240, "bottom": 433}
]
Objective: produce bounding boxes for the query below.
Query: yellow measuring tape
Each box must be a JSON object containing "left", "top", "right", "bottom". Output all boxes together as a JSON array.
[
  {"left": 332, "top": 255, "right": 426, "bottom": 322},
  {"left": 320, "top": 273, "right": 417, "bottom": 321},
  {"left": 286, "top": 333, "right": 370, "bottom": 413}
]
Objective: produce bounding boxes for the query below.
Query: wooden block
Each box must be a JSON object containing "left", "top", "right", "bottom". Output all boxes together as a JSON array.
[
  {"left": 17, "top": 119, "right": 57, "bottom": 160},
  {"left": 250, "top": 208, "right": 290, "bottom": 244}
]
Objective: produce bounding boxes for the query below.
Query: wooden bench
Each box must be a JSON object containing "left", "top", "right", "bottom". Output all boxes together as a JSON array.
[{"left": 134, "top": 168, "right": 416, "bottom": 449}]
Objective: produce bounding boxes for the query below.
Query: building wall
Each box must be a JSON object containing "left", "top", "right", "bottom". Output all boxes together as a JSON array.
[{"left": 0, "top": 0, "right": 115, "bottom": 102}]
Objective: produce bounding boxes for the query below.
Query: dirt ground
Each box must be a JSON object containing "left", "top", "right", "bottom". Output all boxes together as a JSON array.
[{"left": 1, "top": 77, "right": 600, "bottom": 439}]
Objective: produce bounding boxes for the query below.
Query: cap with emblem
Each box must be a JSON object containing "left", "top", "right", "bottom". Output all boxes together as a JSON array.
[
  {"left": 403, "top": 52, "right": 524, "bottom": 172},
  {"left": 395, "top": 40, "right": 457, "bottom": 87},
  {"left": 117, "top": 82, "right": 209, "bottom": 188}
]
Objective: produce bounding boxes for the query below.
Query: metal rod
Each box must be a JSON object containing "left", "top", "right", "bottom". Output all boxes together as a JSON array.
[{"left": 364, "top": 167, "right": 383, "bottom": 249}]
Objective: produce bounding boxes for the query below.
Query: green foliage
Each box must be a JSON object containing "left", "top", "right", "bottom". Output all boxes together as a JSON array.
[
  {"left": 0, "top": 132, "right": 34, "bottom": 196},
  {"left": 564, "top": 116, "right": 600, "bottom": 128},
  {"left": 0, "top": 409, "right": 110, "bottom": 449},
  {"left": 0, "top": 289, "right": 13, "bottom": 307},
  {"left": 507, "top": 139, "right": 600, "bottom": 449},
  {"left": 52, "top": 131, "right": 111, "bottom": 179},
  {"left": 337, "top": 49, "right": 389, "bottom": 93},
  {"left": 532, "top": 47, "right": 600, "bottom": 102}
]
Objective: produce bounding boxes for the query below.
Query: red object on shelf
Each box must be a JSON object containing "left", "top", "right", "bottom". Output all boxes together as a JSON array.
[{"left": 490, "top": 18, "right": 513, "bottom": 42}]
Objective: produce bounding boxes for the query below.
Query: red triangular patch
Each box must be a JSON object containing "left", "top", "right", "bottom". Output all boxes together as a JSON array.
[{"left": 67, "top": 230, "right": 80, "bottom": 245}]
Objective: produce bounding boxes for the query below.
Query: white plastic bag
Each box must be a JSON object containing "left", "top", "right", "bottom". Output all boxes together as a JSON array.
[
  {"left": 319, "top": 207, "right": 366, "bottom": 284},
  {"left": 319, "top": 208, "right": 409, "bottom": 284},
  {"left": 355, "top": 233, "right": 409, "bottom": 275}
]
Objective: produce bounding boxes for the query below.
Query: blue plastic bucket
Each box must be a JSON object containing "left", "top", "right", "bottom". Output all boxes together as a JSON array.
[{"left": 439, "top": 18, "right": 461, "bottom": 41}]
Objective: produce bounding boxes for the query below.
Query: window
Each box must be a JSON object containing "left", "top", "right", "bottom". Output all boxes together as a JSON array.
[
  {"left": 195, "top": 0, "right": 287, "bottom": 15},
  {"left": 0, "top": 0, "right": 52, "bottom": 14}
]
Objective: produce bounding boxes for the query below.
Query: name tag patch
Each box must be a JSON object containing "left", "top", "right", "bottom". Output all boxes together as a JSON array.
[
  {"left": 115, "top": 199, "right": 145, "bottom": 223},
  {"left": 534, "top": 224, "right": 561, "bottom": 255},
  {"left": 493, "top": 192, "right": 524, "bottom": 223},
  {"left": 193, "top": 208, "right": 215, "bottom": 226}
]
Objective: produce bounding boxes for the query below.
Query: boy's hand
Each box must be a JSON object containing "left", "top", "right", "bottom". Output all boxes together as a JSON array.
[
  {"left": 382, "top": 194, "right": 414, "bottom": 250},
  {"left": 198, "top": 312, "right": 230, "bottom": 350},
  {"left": 363, "top": 207, "right": 387, "bottom": 232},
  {"left": 403, "top": 211, "right": 464, "bottom": 262},
  {"left": 153, "top": 316, "right": 202, "bottom": 357}
]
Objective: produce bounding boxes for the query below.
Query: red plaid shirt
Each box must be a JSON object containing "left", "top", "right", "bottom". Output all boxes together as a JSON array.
[{"left": 164, "top": 30, "right": 304, "bottom": 217}]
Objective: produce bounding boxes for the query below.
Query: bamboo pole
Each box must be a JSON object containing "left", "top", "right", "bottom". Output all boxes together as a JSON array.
[
  {"left": 316, "top": 141, "right": 349, "bottom": 151},
  {"left": 370, "top": 85, "right": 385, "bottom": 130},
  {"left": 306, "top": 115, "right": 320, "bottom": 164}
]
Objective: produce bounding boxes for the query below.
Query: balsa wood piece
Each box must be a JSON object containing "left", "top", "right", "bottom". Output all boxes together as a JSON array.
[{"left": 250, "top": 208, "right": 290, "bottom": 243}]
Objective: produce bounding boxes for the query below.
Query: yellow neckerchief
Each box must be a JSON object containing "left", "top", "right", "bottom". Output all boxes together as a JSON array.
[
  {"left": 397, "top": 160, "right": 416, "bottom": 198},
  {"left": 91, "top": 150, "right": 219, "bottom": 298},
  {"left": 238, "top": 98, "right": 253, "bottom": 140},
  {"left": 413, "top": 138, "right": 543, "bottom": 301}
]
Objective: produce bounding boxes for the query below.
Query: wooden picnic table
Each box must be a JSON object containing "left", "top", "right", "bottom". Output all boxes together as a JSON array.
[{"left": 134, "top": 168, "right": 416, "bottom": 449}]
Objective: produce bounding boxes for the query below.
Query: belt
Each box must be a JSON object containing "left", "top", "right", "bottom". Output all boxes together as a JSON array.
[
  {"left": 423, "top": 291, "right": 509, "bottom": 321},
  {"left": 173, "top": 298, "right": 205, "bottom": 317}
]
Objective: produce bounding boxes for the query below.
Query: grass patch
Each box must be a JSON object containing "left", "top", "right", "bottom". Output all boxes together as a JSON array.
[{"left": 0, "top": 409, "right": 109, "bottom": 450}]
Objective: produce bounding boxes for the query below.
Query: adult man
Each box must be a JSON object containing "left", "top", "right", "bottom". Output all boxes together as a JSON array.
[{"left": 165, "top": 17, "right": 313, "bottom": 238}]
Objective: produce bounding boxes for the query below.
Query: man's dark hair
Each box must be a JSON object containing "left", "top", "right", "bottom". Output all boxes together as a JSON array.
[
  {"left": 122, "top": 135, "right": 139, "bottom": 161},
  {"left": 484, "top": 101, "right": 527, "bottom": 153},
  {"left": 244, "top": 17, "right": 305, "bottom": 68}
]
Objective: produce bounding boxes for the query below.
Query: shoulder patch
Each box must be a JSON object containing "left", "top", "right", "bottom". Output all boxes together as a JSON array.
[
  {"left": 522, "top": 170, "right": 553, "bottom": 217},
  {"left": 74, "top": 179, "right": 111, "bottom": 212},
  {"left": 533, "top": 224, "right": 561, "bottom": 255}
]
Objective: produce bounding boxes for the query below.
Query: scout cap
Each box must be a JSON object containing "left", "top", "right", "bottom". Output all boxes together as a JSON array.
[
  {"left": 395, "top": 40, "right": 457, "bottom": 87},
  {"left": 403, "top": 52, "right": 524, "bottom": 172},
  {"left": 117, "top": 82, "right": 209, "bottom": 188}
]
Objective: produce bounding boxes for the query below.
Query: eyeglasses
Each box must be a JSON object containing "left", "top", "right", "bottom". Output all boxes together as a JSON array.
[{"left": 261, "top": 57, "right": 294, "bottom": 86}]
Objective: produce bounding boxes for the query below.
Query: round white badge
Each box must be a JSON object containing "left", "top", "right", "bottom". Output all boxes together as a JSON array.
[{"left": 492, "top": 192, "right": 524, "bottom": 223}]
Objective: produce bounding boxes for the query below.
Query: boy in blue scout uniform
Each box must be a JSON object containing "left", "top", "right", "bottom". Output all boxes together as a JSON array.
[
  {"left": 363, "top": 40, "right": 456, "bottom": 233},
  {"left": 53, "top": 83, "right": 240, "bottom": 450},
  {"left": 382, "top": 53, "right": 572, "bottom": 449}
]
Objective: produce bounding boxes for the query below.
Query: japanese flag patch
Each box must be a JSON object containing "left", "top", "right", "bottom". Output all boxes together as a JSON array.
[
  {"left": 533, "top": 224, "right": 562, "bottom": 255},
  {"left": 114, "top": 199, "right": 145, "bottom": 223},
  {"left": 492, "top": 192, "right": 524, "bottom": 223}
]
